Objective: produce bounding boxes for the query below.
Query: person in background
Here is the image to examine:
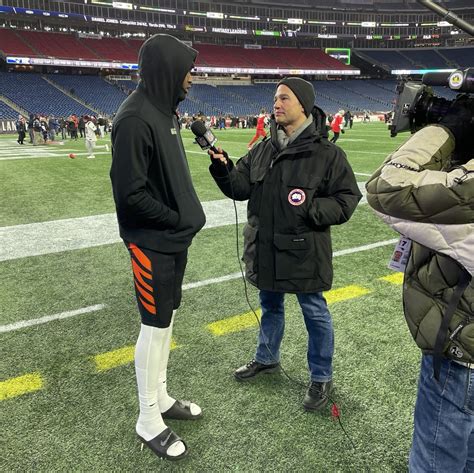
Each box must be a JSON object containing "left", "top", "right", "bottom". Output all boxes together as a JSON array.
[
  {"left": 366, "top": 100, "right": 474, "bottom": 473},
  {"left": 59, "top": 117, "right": 67, "bottom": 140},
  {"left": 247, "top": 109, "right": 268, "bottom": 150},
  {"left": 209, "top": 77, "right": 361, "bottom": 411},
  {"left": 330, "top": 110, "right": 344, "bottom": 143},
  {"left": 344, "top": 110, "right": 353, "bottom": 129},
  {"left": 48, "top": 115, "right": 58, "bottom": 142},
  {"left": 28, "top": 113, "right": 34, "bottom": 143},
  {"left": 78, "top": 115, "right": 85, "bottom": 138},
  {"left": 84, "top": 116, "right": 97, "bottom": 159},
  {"left": 97, "top": 115, "right": 105, "bottom": 138},
  {"left": 16, "top": 115, "right": 26, "bottom": 145},
  {"left": 110, "top": 34, "right": 205, "bottom": 461}
]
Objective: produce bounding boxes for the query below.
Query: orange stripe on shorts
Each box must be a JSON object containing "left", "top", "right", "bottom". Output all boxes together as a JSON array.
[
  {"left": 131, "top": 259, "right": 153, "bottom": 292},
  {"left": 128, "top": 243, "right": 152, "bottom": 271},
  {"left": 139, "top": 296, "right": 156, "bottom": 314},
  {"left": 134, "top": 280, "right": 155, "bottom": 305}
]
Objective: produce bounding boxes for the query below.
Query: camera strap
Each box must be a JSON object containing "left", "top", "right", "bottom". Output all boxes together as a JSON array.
[{"left": 432, "top": 268, "right": 471, "bottom": 381}]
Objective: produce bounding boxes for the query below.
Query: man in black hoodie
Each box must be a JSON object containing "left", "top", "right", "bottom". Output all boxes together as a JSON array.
[
  {"left": 209, "top": 77, "right": 361, "bottom": 412},
  {"left": 110, "top": 34, "right": 206, "bottom": 461}
]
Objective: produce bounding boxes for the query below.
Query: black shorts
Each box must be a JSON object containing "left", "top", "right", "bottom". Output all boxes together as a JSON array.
[{"left": 126, "top": 242, "right": 188, "bottom": 328}]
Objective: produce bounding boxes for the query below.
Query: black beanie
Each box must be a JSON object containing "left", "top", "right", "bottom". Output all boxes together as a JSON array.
[{"left": 277, "top": 77, "right": 315, "bottom": 117}]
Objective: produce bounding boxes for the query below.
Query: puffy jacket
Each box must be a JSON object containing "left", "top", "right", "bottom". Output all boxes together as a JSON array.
[
  {"left": 366, "top": 125, "right": 474, "bottom": 363},
  {"left": 110, "top": 34, "right": 205, "bottom": 253},
  {"left": 210, "top": 107, "right": 361, "bottom": 293}
]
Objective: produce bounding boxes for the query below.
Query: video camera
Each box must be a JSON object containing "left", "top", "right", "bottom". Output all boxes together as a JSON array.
[{"left": 390, "top": 67, "right": 474, "bottom": 137}]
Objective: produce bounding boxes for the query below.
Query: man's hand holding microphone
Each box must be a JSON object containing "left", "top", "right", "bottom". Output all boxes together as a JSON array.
[
  {"left": 190, "top": 119, "right": 232, "bottom": 172},
  {"left": 208, "top": 147, "right": 229, "bottom": 166}
]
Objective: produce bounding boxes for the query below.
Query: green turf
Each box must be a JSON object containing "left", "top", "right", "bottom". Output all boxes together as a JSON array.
[{"left": 1, "top": 123, "right": 419, "bottom": 471}]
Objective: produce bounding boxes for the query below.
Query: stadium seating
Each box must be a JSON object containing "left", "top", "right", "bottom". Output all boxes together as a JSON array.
[
  {"left": 0, "top": 28, "right": 36, "bottom": 56},
  {"left": 440, "top": 47, "right": 474, "bottom": 68},
  {"left": 193, "top": 45, "right": 353, "bottom": 71},
  {"left": 81, "top": 38, "right": 138, "bottom": 62},
  {"left": 0, "top": 100, "right": 19, "bottom": 119},
  {"left": 46, "top": 74, "right": 128, "bottom": 115},
  {"left": 400, "top": 49, "right": 448, "bottom": 69},
  {"left": 0, "top": 28, "right": 353, "bottom": 71},
  {"left": 0, "top": 72, "right": 95, "bottom": 117},
  {"left": 0, "top": 70, "right": 460, "bottom": 119},
  {"left": 17, "top": 30, "right": 100, "bottom": 60},
  {"left": 356, "top": 49, "right": 414, "bottom": 70},
  {"left": 356, "top": 47, "right": 474, "bottom": 71}
]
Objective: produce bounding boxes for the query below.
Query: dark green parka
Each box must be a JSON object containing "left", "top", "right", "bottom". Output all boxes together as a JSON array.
[{"left": 366, "top": 125, "right": 474, "bottom": 363}]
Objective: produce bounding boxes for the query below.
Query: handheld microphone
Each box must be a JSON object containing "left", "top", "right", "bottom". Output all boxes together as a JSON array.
[{"left": 190, "top": 120, "right": 219, "bottom": 153}]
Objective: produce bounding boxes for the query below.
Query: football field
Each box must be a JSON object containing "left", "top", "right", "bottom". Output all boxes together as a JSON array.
[{"left": 1, "top": 123, "right": 419, "bottom": 471}]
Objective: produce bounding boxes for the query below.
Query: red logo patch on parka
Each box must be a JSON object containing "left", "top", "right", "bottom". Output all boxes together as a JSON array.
[{"left": 288, "top": 188, "right": 306, "bottom": 206}]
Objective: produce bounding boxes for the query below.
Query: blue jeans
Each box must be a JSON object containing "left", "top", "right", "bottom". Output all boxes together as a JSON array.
[
  {"left": 255, "top": 290, "right": 334, "bottom": 382},
  {"left": 409, "top": 354, "right": 474, "bottom": 473}
]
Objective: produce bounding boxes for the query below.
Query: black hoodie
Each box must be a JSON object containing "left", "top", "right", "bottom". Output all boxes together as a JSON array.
[{"left": 110, "top": 34, "right": 206, "bottom": 253}]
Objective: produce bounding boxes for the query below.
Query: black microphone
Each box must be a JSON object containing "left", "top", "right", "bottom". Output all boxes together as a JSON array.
[{"left": 190, "top": 120, "right": 219, "bottom": 153}]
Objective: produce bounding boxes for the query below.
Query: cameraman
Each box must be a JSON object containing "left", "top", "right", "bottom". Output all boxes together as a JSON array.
[{"left": 366, "top": 101, "right": 474, "bottom": 472}]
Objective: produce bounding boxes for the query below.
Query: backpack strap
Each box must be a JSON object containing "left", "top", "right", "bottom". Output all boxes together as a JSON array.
[{"left": 433, "top": 268, "right": 471, "bottom": 380}]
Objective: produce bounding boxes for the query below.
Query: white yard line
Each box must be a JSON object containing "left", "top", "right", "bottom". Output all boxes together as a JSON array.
[
  {"left": 1, "top": 184, "right": 368, "bottom": 262},
  {"left": 0, "top": 199, "right": 247, "bottom": 262},
  {"left": 0, "top": 304, "right": 106, "bottom": 334},
  {"left": 0, "top": 238, "right": 398, "bottom": 334}
]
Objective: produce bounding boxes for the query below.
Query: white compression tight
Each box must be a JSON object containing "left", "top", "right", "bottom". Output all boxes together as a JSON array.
[{"left": 134, "top": 313, "right": 185, "bottom": 457}]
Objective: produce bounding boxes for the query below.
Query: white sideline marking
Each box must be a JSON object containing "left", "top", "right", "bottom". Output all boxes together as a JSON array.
[
  {"left": 0, "top": 238, "right": 397, "bottom": 334},
  {"left": 181, "top": 238, "right": 397, "bottom": 291},
  {"left": 0, "top": 304, "right": 106, "bottom": 334},
  {"left": 0, "top": 199, "right": 248, "bottom": 262},
  {"left": 0, "top": 180, "right": 368, "bottom": 262}
]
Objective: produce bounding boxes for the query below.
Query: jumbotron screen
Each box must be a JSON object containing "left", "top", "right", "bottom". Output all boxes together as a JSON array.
[
  {"left": 89, "top": 1, "right": 134, "bottom": 9},
  {"left": 325, "top": 48, "right": 351, "bottom": 65}
]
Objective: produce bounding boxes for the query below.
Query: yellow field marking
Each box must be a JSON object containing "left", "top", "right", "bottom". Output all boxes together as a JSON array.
[
  {"left": 324, "top": 285, "right": 372, "bottom": 304},
  {"left": 207, "top": 285, "right": 371, "bottom": 336},
  {"left": 94, "top": 339, "right": 179, "bottom": 372},
  {"left": 0, "top": 373, "right": 43, "bottom": 401},
  {"left": 379, "top": 273, "right": 404, "bottom": 285},
  {"left": 207, "top": 309, "right": 262, "bottom": 336}
]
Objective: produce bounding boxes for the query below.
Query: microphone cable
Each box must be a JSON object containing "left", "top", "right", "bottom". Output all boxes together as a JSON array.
[{"left": 217, "top": 150, "right": 358, "bottom": 452}]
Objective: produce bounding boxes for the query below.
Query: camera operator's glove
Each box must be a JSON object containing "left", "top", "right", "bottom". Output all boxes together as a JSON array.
[{"left": 439, "top": 98, "right": 474, "bottom": 155}]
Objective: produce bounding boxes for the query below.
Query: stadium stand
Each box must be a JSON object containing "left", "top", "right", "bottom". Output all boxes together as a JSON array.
[
  {"left": 440, "top": 47, "right": 474, "bottom": 68},
  {"left": 193, "top": 44, "right": 353, "bottom": 71},
  {"left": 400, "top": 49, "right": 448, "bottom": 69},
  {"left": 0, "top": 29, "right": 353, "bottom": 72},
  {"left": 0, "top": 70, "right": 460, "bottom": 119},
  {"left": 355, "top": 47, "right": 474, "bottom": 71},
  {"left": 0, "top": 100, "right": 19, "bottom": 119},
  {"left": 0, "top": 72, "right": 95, "bottom": 117},
  {"left": 81, "top": 38, "right": 138, "bottom": 62},
  {"left": 0, "top": 28, "right": 37, "bottom": 56},
  {"left": 46, "top": 74, "right": 128, "bottom": 115},
  {"left": 16, "top": 30, "right": 100, "bottom": 60}
]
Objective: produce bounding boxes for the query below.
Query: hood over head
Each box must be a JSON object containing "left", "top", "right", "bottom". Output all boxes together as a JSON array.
[{"left": 138, "top": 34, "right": 197, "bottom": 114}]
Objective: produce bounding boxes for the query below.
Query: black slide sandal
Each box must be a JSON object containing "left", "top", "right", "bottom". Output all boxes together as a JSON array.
[
  {"left": 138, "top": 428, "right": 188, "bottom": 461},
  {"left": 162, "top": 400, "right": 203, "bottom": 420}
]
